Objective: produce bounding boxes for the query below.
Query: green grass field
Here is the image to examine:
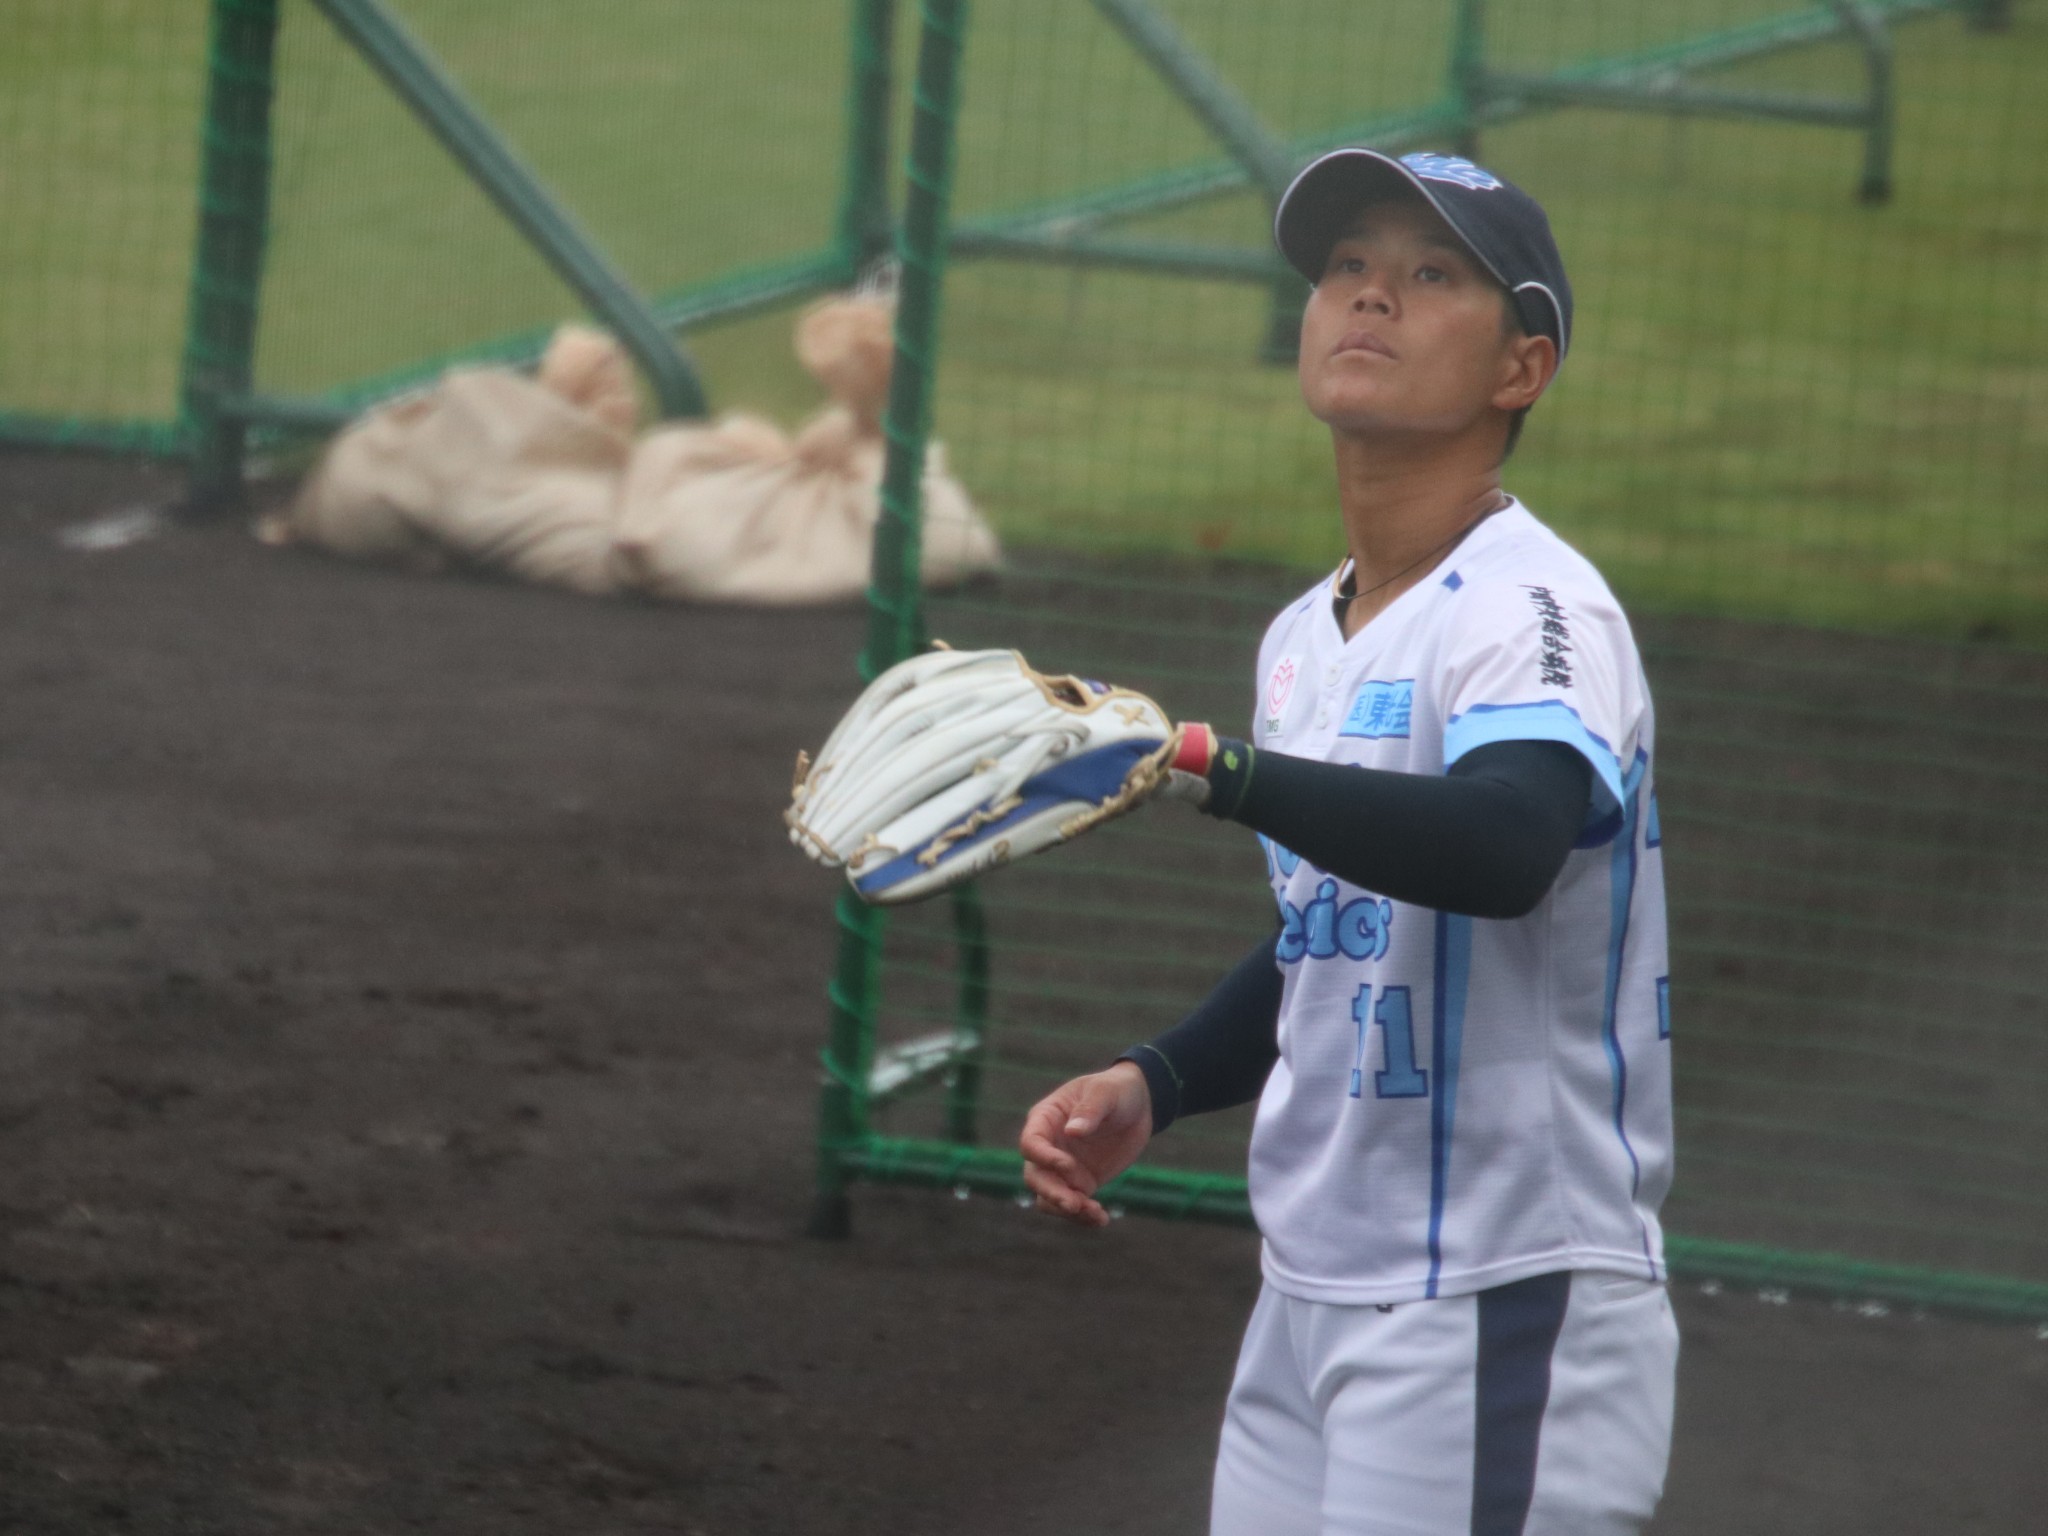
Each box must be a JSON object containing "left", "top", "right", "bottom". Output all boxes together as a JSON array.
[{"left": 2, "top": 1, "right": 2043, "bottom": 638}]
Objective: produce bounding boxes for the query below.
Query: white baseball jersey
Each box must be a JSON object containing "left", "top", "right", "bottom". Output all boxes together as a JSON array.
[{"left": 1245, "top": 499, "right": 1672, "bottom": 1305}]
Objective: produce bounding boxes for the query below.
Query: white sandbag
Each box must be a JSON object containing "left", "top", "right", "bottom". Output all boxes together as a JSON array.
[
  {"left": 256, "top": 392, "right": 449, "bottom": 571},
  {"left": 613, "top": 409, "right": 870, "bottom": 604},
  {"left": 268, "top": 303, "right": 998, "bottom": 606},
  {"left": 793, "top": 296, "right": 893, "bottom": 432},
  {"left": 610, "top": 295, "right": 1000, "bottom": 604},
  {"left": 400, "top": 368, "right": 629, "bottom": 596},
  {"left": 268, "top": 327, "right": 634, "bottom": 594},
  {"left": 535, "top": 323, "right": 640, "bottom": 438}
]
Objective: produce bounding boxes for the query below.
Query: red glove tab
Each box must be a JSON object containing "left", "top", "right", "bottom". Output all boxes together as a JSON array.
[{"left": 1172, "top": 722, "right": 1217, "bottom": 778}]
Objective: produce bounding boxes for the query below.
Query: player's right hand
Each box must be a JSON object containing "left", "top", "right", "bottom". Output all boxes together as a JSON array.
[{"left": 1018, "top": 1062, "right": 1153, "bottom": 1228}]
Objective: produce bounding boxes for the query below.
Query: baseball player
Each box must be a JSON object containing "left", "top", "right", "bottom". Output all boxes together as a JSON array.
[{"left": 1018, "top": 149, "right": 1677, "bottom": 1535}]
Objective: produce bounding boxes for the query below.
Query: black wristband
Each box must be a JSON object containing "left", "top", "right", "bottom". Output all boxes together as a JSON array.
[
  {"left": 1113, "top": 1044, "right": 1184, "bottom": 1136},
  {"left": 1201, "top": 736, "right": 1257, "bottom": 820}
]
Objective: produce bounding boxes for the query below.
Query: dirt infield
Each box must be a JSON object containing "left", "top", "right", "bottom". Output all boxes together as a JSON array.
[{"left": 1, "top": 450, "right": 2042, "bottom": 1535}]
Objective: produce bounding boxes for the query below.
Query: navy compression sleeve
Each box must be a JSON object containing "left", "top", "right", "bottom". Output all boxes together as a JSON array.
[
  {"left": 1114, "top": 739, "right": 1594, "bottom": 1134},
  {"left": 1117, "top": 933, "right": 1283, "bottom": 1135},
  {"left": 1203, "top": 738, "right": 1593, "bottom": 920}
]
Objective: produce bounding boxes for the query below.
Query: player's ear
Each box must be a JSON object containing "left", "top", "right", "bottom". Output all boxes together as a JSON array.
[{"left": 1492, "top": 330, "right": 1557, "bottom": 415}]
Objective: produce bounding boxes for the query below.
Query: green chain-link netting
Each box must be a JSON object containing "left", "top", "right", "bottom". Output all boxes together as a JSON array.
[{"left": 2, "top": 0, "right": 2040, "bottom": 1312}]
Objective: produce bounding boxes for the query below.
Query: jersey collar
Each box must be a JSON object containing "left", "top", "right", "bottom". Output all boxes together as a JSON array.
[{"left": 1327, "top": 496, "right": 1525, "bottom": 640}]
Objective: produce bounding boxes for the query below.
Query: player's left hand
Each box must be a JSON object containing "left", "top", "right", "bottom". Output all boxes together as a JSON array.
[{"left": 1018, "top": 1062, "right": 1154, "bottom": 1228}]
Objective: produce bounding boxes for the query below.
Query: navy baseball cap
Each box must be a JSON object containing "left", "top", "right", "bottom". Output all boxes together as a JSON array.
[{"left": 1274, "top": 149, "right": 1573, "bottom": 366}]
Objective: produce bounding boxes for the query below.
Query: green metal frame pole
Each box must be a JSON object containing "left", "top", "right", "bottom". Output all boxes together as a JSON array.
[
  {"left": 862, "top": 0, "right": 967, "bottom": 676},
  {"left": 837, "top": 0, "right": 899, "bottom": 277},
  {"left": 810, "top": 0, "right": 973, "bottom": 1240},
  {"left": 950, "top": 228, "right": 1286, "bottom": 282},
  {"left": 1831, "top": 2, "right": 1894, "bottom": 203},
  {"left": 838, "top": 1139, "right": 2048, "bottom": 1323},
  {"left": 1450, "top": 0, "right": 1487, "bottom": 161},
  {"left": 943, "top": 884, "right": 989, "bottom": 1145},
  {"left": 808, "top": 892, "right": 887, "bottom": 1238},
  {"left": 306, "top": 0, "right": 707, "bottom": 420},
  {"left": 179, "top": 0, "right": 280, "bottom": 512},
  {"left": 1088, "top": 0, "right": 1307, "bottom": 362}
]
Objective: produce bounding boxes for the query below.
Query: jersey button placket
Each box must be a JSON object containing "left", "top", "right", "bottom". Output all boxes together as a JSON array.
[{"left": 1316, "top": 662, "right": 1342, "bottom": 733}]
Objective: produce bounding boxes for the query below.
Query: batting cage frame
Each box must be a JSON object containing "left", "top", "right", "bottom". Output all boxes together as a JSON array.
[
  {"left": 1, "top": 0, "right": 892, "bottom": 495},
  {"left": 0, "top": 0, "right": 2040, "bottom": 1323},
  {"left": 1, "top": 0, "right": 2010, "bottom": 490},
  {"left": 802, "top": 0, "right": 2048, "bottom": 1328}
]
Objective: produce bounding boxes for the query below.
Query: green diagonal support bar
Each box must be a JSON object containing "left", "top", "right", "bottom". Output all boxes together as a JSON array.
[
  {"left": 306, "top": 0, "right": 707, "bottom": 421},
  {"left": 1089, "top": 0, "right": 1295, "bottom": 198},
  {"left": 1088, "top": 0, "right": 1307, "bottom": 361}
]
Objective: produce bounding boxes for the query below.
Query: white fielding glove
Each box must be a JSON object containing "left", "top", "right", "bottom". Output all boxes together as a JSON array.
[{"left": 786, "top": 646, "right": 1220, "bottom": 905}]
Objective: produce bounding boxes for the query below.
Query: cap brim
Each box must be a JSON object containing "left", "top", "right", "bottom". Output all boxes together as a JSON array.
[{"left": 1273, "top": 148, "right": 1513, "bottom": 295}]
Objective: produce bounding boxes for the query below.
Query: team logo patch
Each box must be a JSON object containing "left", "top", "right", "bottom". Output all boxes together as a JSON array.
[
  {"left": 1339, "top": 679, "right": 1413, "bottom": 739},
  {"left": 1264, "top": 656, "right": 1298, "bottom": 733},
  {"left": 1401, "top": 152, "right": 1503, "bottom": 191}
]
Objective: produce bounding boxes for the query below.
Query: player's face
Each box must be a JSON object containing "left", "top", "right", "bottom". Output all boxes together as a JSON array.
[{"left": 1297, "top": 193, "right": 1553, "bottom": 443}]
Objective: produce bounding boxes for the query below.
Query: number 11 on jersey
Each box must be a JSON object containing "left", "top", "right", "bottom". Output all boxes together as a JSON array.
[{"left": 1350, "top": 984, "right": 1428, "bottom": 1100}]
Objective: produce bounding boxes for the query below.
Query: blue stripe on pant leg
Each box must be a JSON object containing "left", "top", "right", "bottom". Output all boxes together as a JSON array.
[{"left": 1472, "top": 1271, "right": 1572, "bottom": 1536}]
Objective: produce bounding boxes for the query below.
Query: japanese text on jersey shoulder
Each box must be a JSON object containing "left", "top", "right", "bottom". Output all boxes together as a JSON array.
[{"left": 1522, "top": 585, "right": 1574, "bottom": 688}]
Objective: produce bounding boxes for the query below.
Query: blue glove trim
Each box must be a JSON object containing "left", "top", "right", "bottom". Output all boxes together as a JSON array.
[{"left": 850, "top": 737, "right": 1164, "bottom": 898}]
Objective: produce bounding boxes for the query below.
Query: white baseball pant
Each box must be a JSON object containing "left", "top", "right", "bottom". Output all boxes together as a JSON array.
[{"left": 1210, "top": 1269, "right": 1677, "bottom": 1536}]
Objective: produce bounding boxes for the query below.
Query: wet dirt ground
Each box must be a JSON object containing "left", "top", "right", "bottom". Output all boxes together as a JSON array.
[{"left": 1, "top": 450, "right": 2042, "bottom": 1534}]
